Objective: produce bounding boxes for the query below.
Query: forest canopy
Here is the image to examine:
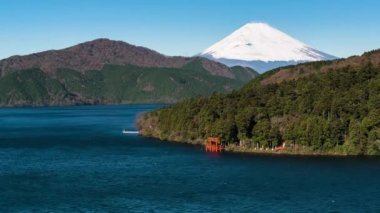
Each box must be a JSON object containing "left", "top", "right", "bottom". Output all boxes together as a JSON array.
[{"left": 138, "top": 50, "right": 380, "bottom": 155}]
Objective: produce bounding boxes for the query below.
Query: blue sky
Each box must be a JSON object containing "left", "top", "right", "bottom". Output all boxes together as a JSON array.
[{"left": 1, "top": 0, "right": 379, "bottom": 59}]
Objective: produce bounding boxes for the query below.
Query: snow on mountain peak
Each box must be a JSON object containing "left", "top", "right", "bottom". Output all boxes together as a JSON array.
[{"left": 201, "top": 22, "right": 335, "bottom": 62}]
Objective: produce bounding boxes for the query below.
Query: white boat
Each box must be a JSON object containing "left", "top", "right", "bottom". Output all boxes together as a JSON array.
[{"left": 122, "top": 129, "right": 139, "bottom": 134}]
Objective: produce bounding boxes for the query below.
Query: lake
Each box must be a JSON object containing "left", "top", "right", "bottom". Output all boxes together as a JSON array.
[{"left": 0, "top": 105, "right": 379, "bottom": 212}]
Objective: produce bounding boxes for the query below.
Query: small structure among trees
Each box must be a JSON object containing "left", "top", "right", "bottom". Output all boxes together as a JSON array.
[{"left": 205, "top": 137, "right": 223, "bottom": 152}]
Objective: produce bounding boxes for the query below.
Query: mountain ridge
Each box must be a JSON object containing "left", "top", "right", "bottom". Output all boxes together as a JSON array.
[
  {"left": 0, "top": 38, "right": 237, "bottom": 79},
  {"left": 259, "top": 49, "right": 380, "bottom": 85},
  {"left": 0, "top": 38, "right": 259, "bottom": 107}
]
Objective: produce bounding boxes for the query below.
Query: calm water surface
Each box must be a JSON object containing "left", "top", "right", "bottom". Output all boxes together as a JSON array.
[{"left": 0, "top": 105, "right": 379, "bottom": 212}]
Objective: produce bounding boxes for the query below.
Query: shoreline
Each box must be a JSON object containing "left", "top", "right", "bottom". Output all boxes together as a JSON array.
[
  {"left": 0, "top": 102, "right": 170, "bottom": 109},
  {"left": 140, "top": 135, "right": 380, "bottom": 158}
]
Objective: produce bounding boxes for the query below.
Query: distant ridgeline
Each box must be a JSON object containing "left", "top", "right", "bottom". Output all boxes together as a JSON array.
[
  {"left": 0, "top": 39, "right": 258, "bottom": 106},
  {"left": 138, "top": 49, "right": 380, "bottom": 155}
]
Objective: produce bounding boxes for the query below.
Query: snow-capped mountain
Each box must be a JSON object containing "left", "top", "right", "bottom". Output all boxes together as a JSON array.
[{"left": 200, "top": 22, "right": 337, "bottom": 72}]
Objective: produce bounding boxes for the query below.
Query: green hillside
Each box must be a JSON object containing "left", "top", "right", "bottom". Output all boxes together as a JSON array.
[
  {"left": 137, "top": 51, "right": 380, "bottom": 155},
  {"left": 0, "top": 62, "right": 257, "bottom": 106},
  {"left": 230, "top": 66, "right": 259, "bottom": 82}
]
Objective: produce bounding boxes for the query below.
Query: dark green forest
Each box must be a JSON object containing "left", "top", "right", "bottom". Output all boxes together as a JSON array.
[
  {"left": 0, "top": 62, "right": 257, "bottom": 106},
  {"left": 139, "top": 56, "right": 380, "bottom": 155}
]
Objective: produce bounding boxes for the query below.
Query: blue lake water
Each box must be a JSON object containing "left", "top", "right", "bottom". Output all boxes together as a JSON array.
[{"left": 0, "top": 105, "right": 379, "bottom": 212}]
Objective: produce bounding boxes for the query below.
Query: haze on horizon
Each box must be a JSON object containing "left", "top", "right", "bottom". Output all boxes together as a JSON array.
[{"left": 1, "top": 0, "right": 379, "bottom": 60}]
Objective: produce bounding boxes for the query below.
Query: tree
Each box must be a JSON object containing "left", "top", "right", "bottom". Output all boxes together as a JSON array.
[
  {"left": 345, "top": 120, "right": 367, "bottom": 155},
  {"left": 252, "top": 119, "right": 279, "bottom": 149}
]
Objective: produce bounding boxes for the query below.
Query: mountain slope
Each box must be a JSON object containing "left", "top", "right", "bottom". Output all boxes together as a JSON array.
[
  {"left": 138, "top": 49, "right": 380, "bottom": 155},
  {"left": 0, "top": 39, "right": 258, "bottom": 106},
  {"left": 200, "top": 22, "right": 336, "bottom": 72},
  {"left": 0, "top": 38, "right": 235, "bottom": 78},
  {"left": 230, "top": 66, "right": 259, "bottom": 82}
]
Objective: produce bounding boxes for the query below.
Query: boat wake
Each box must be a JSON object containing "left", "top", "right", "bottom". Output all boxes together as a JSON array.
[{"left": 122, "top": 129, "right": 139, "bottom": 134}]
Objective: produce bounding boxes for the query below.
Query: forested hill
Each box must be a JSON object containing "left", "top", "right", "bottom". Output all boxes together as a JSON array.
[
  {"left": 0, "top": 39, "right": 258, "bottom": 106},
  {"left": 137, "top": 49, "right": 380, "bottom": 155}
]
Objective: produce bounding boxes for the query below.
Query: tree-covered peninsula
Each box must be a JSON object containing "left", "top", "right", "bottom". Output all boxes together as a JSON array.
[{"left": 138, "top": 50, "right": 380, "bottom": 155}]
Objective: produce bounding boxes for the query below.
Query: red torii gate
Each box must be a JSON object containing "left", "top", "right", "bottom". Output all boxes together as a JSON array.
[{"left": 205, "top": 137, "right": 222, "bottom": 152}]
